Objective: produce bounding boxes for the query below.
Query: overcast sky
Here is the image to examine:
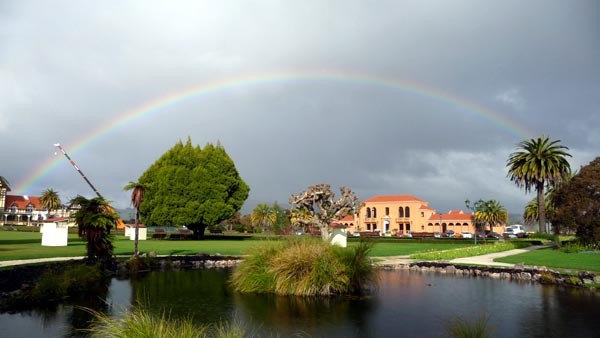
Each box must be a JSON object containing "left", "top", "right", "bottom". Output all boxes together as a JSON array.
[{"left": 1, "top": 1, "right": 598, "bottom": 216}]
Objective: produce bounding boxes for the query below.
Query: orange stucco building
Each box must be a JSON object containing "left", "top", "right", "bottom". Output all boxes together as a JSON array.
[{"left": 338, "top": 195, "right": 492, "bottom": 236}]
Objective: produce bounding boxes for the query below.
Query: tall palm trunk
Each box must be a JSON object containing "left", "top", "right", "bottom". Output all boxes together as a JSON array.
[
  {"left": 134, "top": 209, "right": 140, "bottom": 257},
  {"left": 537, "top": 182, "right": 546, "bottom": 233}
]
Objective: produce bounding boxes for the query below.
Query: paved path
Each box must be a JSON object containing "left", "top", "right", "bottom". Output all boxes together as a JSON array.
[
  {"left": 449, "top": 245, "right": 549, "bottom": 267},
  {"left": 374, "top": 245, "right": 550, "bottom": 268},
  {"left": 0, "top": 256, "right": 85, "bottom": 268}
]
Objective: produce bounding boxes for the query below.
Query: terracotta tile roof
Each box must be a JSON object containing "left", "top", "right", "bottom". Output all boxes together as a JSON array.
[
  {"left": 364, "top": 195, "right": 425, "bottom": 203},
  {"left": 44, "top": 217, "right": 70, "bottom": 222},
  {"left": 5, "top": 195, "right": 42, "bottom": 210},
  {"left": 339, "top": 215, "right": 355, "bottom": 221},
  {"left": 428, "top": 210, "right": 473, "bottom": 222},
  {"left": 419, "top": 205, "right": 433, "bottom": 210}
]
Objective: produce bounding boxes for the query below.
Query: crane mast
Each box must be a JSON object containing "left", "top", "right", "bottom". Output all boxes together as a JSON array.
[
  {"left": 53, "top": 143, "right": 125, "bottom": 229},
  {"left": 53, "top": 143, "right": 102, "bottom": 198}
]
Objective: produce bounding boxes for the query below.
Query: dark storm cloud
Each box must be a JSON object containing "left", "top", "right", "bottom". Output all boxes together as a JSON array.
[{"left": 1, "top": 0, "right": 598, "bottom": 215}]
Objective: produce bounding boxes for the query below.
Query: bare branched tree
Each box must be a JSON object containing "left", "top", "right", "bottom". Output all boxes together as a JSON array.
[{"left": 289, "top": 184, "right": 358, "bottom": 242}]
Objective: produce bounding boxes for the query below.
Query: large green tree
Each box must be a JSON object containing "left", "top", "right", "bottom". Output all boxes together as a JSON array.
[
  {"left": 40, "top": 188, "right": 62, "bottom": 217},
  {"left": 124, "top": 181, "right": 147, "bottom": 257},
  {"left": 70, "top": 196, "right": 118, "bottom": 264},
  {"left": 507, "top": 136, "right": 571, "bottom": 233},
  {"left": 552, "top": 157, "right": 600, "bottom": 247},
  {"left": 138, "top": 138, "right": 249, "bottom": 239}
]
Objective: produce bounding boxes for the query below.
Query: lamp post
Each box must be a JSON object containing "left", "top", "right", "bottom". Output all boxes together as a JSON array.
[{"left": 465, "top": 199, "right": 483, "bottom": 245}]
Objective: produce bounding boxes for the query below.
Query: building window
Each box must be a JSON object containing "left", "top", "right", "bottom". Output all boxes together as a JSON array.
[
  {"left": 373, "top": 208, "right": 377, "bottom": 218},
  {"left": 421, "top": 226, "right": 424, "bottom": 230},
  {"left": 421, "top": 211, "right": 424, "bottom": 217},
  {"left": 10, "top": 206, "right": 17, "bottom": 213},
  {"left": 405, "top": 206, "right": 410, "bottom": 218},
  {"left": 385, "top": 207, "right": 389, "bottom": 216},
  {"left": 367, "top": 223, "right": 371, "bottom": 231},
  {"left": 428, "top": 223, "right": 433, "bottom": 226},
  {"left": 26, "top": 205, "right": 33, "bottom": 213},
  {"left": 398, "top": 207, "right": 404, "bottom": 218},
  {"left": 366, "top": 208, "right": 371, "bottom": 218}
]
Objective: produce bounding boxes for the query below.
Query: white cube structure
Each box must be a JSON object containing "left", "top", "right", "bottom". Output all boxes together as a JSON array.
[
  {"left": 329, "top": 222, "right": 348, "bottom": 247},
  {"left": 128, "top": 225, "right": 147, "bottom": 241},
  {"left": 41, "top": 218, "right": 69, "bottom": 246}
]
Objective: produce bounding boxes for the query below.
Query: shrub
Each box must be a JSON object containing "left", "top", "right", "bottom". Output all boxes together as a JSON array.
[
  {"left": 559, "top": 242, "right": 586, "bottom": 254},
  {"left": 539, "top": 272, "right": 556, "bottom": 284},
  {"left": 231, "top": 238, "right": 376, "bottom": 296}
]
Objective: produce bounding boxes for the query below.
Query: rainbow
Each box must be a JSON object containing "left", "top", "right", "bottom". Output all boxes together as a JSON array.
[{"left": 14, "top": 70, "right": 534, "bottom": 194}]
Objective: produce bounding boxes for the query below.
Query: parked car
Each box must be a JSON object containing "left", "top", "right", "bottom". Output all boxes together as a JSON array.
[
  {"left": 476, "top": 231, "right": 487, "bottom": 239},
  {"left": 352, "top": 231, "right": 360, "bottom": 237},
  {"left": 295, "top": 230, "right": 303, "bottom": 236},
  {"left": 486, "top": 232, "right": 502, "bottom": 239},
  {"left": 509, "top": 224, "right": 526, "bottom": 236},
  {"left": 433, "top": 232, "right": 442, "bottom": 238},
  {"left": 461, "top": 231, "right": 473, "bottom": 239},
  {"left": 445, "top": 230, "right": 456, "bottom": 238},
  {"left": 503, "top": 228, "right": 517, "bottom": 239}
]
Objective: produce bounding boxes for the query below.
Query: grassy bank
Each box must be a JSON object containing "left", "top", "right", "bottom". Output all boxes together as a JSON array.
[
  {"left": 0, "top": 231, "right": 471, "bottom": 261},
  {"left": 496, "top": 247, "right": 600, "bottom": 272},
  {"left": 409, "top": 242, "right": 530, "bottom": 260}
]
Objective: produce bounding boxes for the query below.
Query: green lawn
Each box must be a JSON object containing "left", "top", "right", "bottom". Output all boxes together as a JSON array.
[
  {"left": 0, "top": 231, "right": 471, "bottom": 261},
  {"left": 496, "top": 247, "right": 600, "bottom": 272}
]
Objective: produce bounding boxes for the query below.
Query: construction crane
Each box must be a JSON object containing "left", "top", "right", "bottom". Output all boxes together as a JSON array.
[{"left": 53, "top": 143, "right": 126, "bottom": 230}]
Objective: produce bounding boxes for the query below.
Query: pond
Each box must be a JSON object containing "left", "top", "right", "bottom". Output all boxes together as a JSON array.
[{"left": 1, "top": 269, "right": 599, "bottom": 337}]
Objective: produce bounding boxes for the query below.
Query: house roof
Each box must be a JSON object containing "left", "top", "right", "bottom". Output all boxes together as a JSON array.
[
  {"left": 44, "top": 217, "right": 70, "bottom": 222},
  {"left": 5, "top": 195, "right": 42, "bottom": 210},
  {"left": 428, "top": 210, "right": 473, "bottom": 222},
  {"left": 363, "top": 195, "right": 425, "bottom": 203},
  {"left": 339, "top": 215, "right": 354, "bottom": 222},
  {"left": 419, "top": 205, "right": 434, "bottom": 210},
  {"left": 0, "top": 176, "right": 10, "bottom": 191}
]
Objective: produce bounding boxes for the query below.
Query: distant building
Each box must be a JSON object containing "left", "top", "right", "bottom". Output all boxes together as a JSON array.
[
  {"left": 339, "top": 195, "right": 500, "bottom": 236},
  {"left": 0, "top": 177, "right": 72, "bottom": 226}
]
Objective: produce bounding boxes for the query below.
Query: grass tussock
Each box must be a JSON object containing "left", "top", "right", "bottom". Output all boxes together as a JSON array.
[
  {"left": 231, "top": 238, "right": 376, "bottom": 296},
  {"left": 446, "top": 315, "right": 493, "bottom": 338},
  {"left": 87, "top": 308, "right": 244, "bottom": 338}
]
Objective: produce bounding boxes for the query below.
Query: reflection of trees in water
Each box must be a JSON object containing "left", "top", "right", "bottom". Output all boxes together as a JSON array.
[
  {"left": 12, "top": 276, "right": 112, "bottom": 337},
  {"left": 129, "top": 269, "right": 235, "bottom": 324},
  {"left": 234, "top": 291, "right": 376, "bottom": 336},
  {"left": 520, "top": 285, "right": 600, "bottom": 338}
]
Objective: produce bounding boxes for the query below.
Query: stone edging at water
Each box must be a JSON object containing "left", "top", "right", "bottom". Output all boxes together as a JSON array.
[{"left": 376, "top": 261, "right": 600, "bottom": 289}]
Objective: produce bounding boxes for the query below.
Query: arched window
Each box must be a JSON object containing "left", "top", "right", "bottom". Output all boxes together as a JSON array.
[
  {"left": 405, "top": 206, "right": 410, "bottom": 218},
  {"left": 373, "top": 208, "right": 377, "bottom": 218},
  {"left": 10, "top": 206, "right": 17, "bottom": 213},
  {"left": 463, "top": 223, "right": 468, "bottom": 227},
  {"left": 428, "top": 223, "right": 433, "bottom": 227},
  {"left": 399, "top": 207, "right": 404, "bottom": 218},
  {"left": 366, "top": 208, "right": 371, "bottom": 218}
]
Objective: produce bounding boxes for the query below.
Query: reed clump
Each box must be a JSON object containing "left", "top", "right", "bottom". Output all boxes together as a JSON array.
[{"left": 231, "top": 238, "right": 376, "bottom": 296}]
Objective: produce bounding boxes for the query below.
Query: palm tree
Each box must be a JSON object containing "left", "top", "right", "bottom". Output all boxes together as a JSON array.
[
  {"left": 475, "top": 200, "right": 508, "bottom": 232},
  {"left": 251, "top": 203, "right": 277, "bottom": 232},
  {"left": 507, "top": 136, "right": 571, "bottom": 233},
  {"left": 40, "top": 188, "right": 62, "bottom": 217},
  {"left": 124, "top": 181, "right": 147, "bottom": 258},
  {"left": 70, "top": 195, "right": 118, "bottom": 265}
]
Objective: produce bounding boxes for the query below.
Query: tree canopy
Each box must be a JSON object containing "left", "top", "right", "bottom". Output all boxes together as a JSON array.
[
  {"left": 138, "top": 138, "right": 249, "bottom": 239},
  {"left": 70, "top": 195, "right": 118, "bottom": 264},
  {"left": 507, "top": 136, "right": 571, "bottom": 233},
  {"left": 552, "top": 157, "right": 600, "bottom": 247},
  {"left": 40, "top": 188, "right": 62, "bottom": 216}
]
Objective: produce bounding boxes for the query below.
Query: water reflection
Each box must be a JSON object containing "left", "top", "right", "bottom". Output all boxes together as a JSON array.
[{"left": 1, "top": 269, "right": 599, "bottom": 337}]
